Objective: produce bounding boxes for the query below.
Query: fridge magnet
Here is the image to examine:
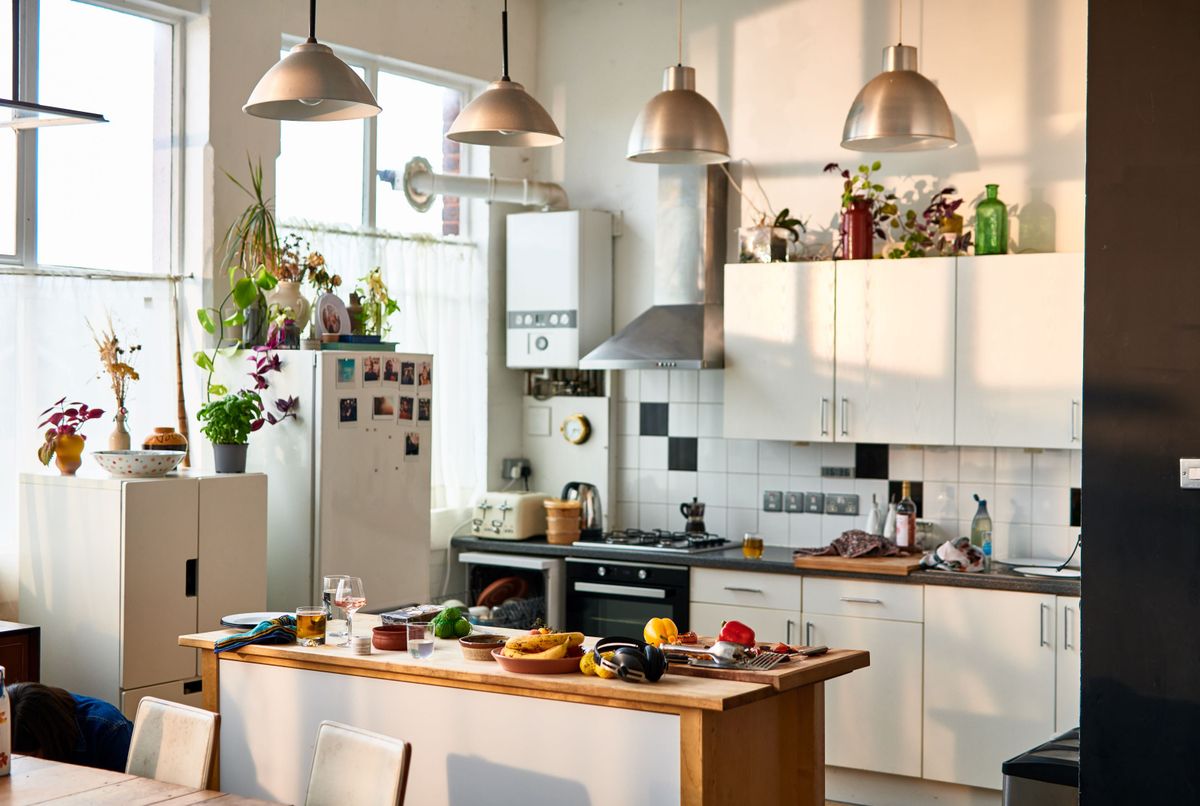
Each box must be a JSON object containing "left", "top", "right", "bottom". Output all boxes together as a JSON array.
[
  {"left": 373, "top": 395, "right": 396, "bottom": 420},
  {"left": 418, "top": 361, "right": 432, "bottom": 386},
  {"left": 405, "top": 432, "right": 420, "bottom": 460},
  {"left": 335, "top": 357, "right": 357, "bottom": 388},
  {"left": 398, "top": 396, "right": 414, "bottom": 421},
  {"left": 338, "top": 397, "right": 358, "bottom": 428},
  {"left": 316, "top": 293, "right": 351, "bottom": 337},
  {"left": 400, "top": 361, "right": 415, "bottom": 385},
  {"left": 418, "top": 397, "right": 432, "bottom": 424},
  {"left": 383, "top": 357, "right": 399, "bottom": 383},
  {"left": 362, "top": 355, "right": 382, "bottom": 386}
]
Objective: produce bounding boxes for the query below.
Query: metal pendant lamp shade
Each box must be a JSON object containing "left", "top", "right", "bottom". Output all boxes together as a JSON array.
[
  {"left": 447, "top": 1, "right": 561, "bottom": 147},
  {"left": 841, "top": 44, "right": 955, "bottom": 152},
  {"left": 627, "top": 65, "right": 730, "bottom": 164},
  {"left": 243, "top": 1, "right": 380, "bottom": 122}
]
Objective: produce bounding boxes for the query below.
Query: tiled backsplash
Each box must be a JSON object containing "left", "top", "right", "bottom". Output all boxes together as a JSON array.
[{"left": 613, "top": 369, "right": 1082, "bottom": 561}]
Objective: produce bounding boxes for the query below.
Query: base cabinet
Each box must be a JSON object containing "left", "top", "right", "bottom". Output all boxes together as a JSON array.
[
  {"left": 688, "top": 602, "right": 797, "bottom": 645},
  {"left": 1055, "top": 596, "right": 1081, "bottom": 732}
]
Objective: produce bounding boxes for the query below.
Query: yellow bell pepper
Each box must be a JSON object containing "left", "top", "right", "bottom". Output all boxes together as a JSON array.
[{"left": 643, "top": 617, "right": 679, "bottom": 647}]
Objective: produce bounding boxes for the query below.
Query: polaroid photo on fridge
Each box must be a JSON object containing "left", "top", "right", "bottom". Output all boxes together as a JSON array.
[
  {"left": 400, "top": 361, "right": 415, "bottom": 386},
  {"left": 404, "top": 431, "right": 420, "bottom": 461},
  {"left": 362, "top": 354, "right": 382, "bottom": 387},
  {"left": 338, "top": 397, "right": 359, "bottom": 428},
  {"left": 383, "top": 356, "right": 399, "bottom": 383},
  {"left": 335, "top": 357, "right": 357, "bottom": 388},
  {"left": 417, "top": 397, "right": 432, "bottom": 424},
  {"left": 373, "top": 395, "right": 396, "bottom": 421},
  {"left": 417, "top": 361, "right": 432, "bottom": 386},
  {"left": 397, "top": 396, "right": 414, "bottom": 422}
]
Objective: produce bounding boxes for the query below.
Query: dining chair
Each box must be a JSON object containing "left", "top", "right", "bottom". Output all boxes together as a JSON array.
[
  {"left": 305, "top": 721, "right": 412, "bottom": 806},
  {"left": 125, "top": 696, "right": 220, "bottom": 789}
]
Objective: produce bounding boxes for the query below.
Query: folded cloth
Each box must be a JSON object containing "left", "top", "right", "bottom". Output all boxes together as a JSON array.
[
  {"left": 794, "top": 530, "right": 902, "bottom": 558},
  {"left": 214, "top": 615, "right": 297, "bottom": 655},
  {"left": 921, "top": 536, "right": 985, "bottom": 573}
]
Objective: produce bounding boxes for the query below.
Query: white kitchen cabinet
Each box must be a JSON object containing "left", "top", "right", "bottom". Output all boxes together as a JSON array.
[
  {"left": 835, "top": 258, "right": 957, "bottom": 445},
  {"left": 1056, "top": 596, "right": 1081, "bottom": 732},
  {"left": 923, "top": 586, "right": 1056, "bottom": 790},
  {"left": 724, "top": 261, "right": 836, "bottom": 442},
  {"left": 955, "top": 253, "right": 1084, "bottom": 448},
  {"left": 688, "top": 602, "right": 797, "bottom": 645},
  {"left": 19, "top": 472, "right": 267, "bottom": 717}
]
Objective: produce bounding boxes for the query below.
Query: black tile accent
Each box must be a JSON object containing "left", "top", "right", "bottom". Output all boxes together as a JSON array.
[
  {"left": 1070, "top": 487, "right": 1082, "bottom": 527},
  {"left": 887, "top": 480, "right": 924, "bottom": 517},
  {"left": 668, "top": 437, "right": 698, "bottom": 472},
  {"left": 855, "top": 443, "right": 889, "bottom": 479},
  {"left": 639, "top": 402, "right": 668, "bottom": 436}
]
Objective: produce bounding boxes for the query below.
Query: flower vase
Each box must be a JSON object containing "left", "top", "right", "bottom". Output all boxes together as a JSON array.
[
  {"left": 265, "top": 281, "right": 311, "bottom": 332},
  {"left": 362, "top": 300, "right": 382, "bottom": 337},
  {"left": 108, "top": 411, "right": 131, "bottom": 451},
  {"left": 842, "top": 199, "right": 873, "bottom": 260},
  {"left": 54, "top": 434, "right": 85, "bottom": 476}
]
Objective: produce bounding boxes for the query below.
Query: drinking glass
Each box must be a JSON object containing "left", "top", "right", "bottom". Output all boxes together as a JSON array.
[
  {"left": 407, "top": 622, "right": 434, "bottom": 659},
  {"left": 323, "top": 574, "right": 350, "bottom": 645},
  {"left": 296, "top": 606, "right": 327, "bottom": 647},
  {"left": 742, "top": 532, "right": 765, "bottom": 559},
  {"left": 334, "top": 577, "right": 366, "bottom": 641}
]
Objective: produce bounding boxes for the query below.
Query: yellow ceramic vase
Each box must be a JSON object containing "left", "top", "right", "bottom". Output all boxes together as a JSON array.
[{"left": 54, "top": 434, "right": 85, "bottom": 476}]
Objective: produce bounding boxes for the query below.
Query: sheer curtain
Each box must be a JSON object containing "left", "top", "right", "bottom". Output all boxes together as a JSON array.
[{"left": 283, "top": 223, "right": 487, "bottom": 509}]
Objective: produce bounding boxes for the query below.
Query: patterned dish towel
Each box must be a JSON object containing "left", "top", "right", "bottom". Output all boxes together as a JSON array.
[
  {"left": 921, "top": 537, "right": 985, "bottom": 573},
  {"left": 214, "top": 615, "right": 297, "bottom": 655},
  {"left": 795, "top": 529, "right": 903, "bottom": 558}
]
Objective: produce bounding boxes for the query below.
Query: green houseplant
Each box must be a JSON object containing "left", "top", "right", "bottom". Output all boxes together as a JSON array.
[{"left": 353, "top": 267, "right": 400, "bottom": 337}]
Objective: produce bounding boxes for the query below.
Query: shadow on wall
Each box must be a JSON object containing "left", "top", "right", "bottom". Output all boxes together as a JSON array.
[{"left": 447, "top": 754, "right": 593, "bottom": 806}]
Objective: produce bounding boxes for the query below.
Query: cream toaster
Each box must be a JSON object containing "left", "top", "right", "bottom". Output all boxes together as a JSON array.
[{"left": 470, "top": 491, "right": 548, "bottom": 540}]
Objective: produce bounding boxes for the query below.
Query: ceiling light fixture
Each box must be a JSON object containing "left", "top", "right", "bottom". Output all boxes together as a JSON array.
[
  {"left": 841, "top": 0, "right": 955, "bottom": 152},
  {"left": 447, "top": 0, "right": 562, "bottom": 148},
  {"left": 243, "top": 0, "right": 380, "bottom": 122},
  {"left": 626, "top": 0, "right": 729, "bottom": 164},
  {"left": 0, "top": 0, "right": 106, "bottom": 129}
]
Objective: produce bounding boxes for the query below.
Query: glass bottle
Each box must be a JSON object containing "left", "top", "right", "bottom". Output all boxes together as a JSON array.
[
  {"left": 975, "top": 183, "right": 1008, "bottom": 255},
  {"left": 895, "top": 482, "right": 917, "bottom": 549},
  {"left": 970, "top": 494, "right": 993, "bottom": 550}
]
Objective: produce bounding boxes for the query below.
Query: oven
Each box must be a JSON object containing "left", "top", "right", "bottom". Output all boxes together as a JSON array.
[{"left": 565, "top": 557, "right": 690, "bottom": 637}]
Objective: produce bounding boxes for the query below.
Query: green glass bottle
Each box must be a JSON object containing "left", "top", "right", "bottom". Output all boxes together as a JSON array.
[{"left": 975, "top": 183, "right": 1009, "bottom": 255}]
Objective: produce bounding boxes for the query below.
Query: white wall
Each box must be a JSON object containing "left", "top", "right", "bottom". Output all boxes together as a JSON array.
[{"left": 534, "top": 0, "right": 1087, "bottom": 329}]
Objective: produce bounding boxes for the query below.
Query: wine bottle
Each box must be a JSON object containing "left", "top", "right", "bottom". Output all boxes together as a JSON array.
[{"left": 896, "top": 482, "right": 917, "bottom": 549}]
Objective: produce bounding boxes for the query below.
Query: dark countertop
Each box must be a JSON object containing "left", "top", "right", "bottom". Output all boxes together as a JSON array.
[{"left": 450, "top": 536, "right": 1082, "bottom": 597}]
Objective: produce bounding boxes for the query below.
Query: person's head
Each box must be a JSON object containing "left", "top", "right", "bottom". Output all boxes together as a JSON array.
[{"left": 8, "top": 683, "right": 81, "bottom": 762}]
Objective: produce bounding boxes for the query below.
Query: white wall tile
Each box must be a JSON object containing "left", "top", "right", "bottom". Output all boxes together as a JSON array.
[
  {"left": 759, "top": 441, "right": 791, "bottom": 475},
  {"left": 619, "top": 371, "right": 640, "bottom": 402},
  {"left": 669, "top": 370, "right": 699, "bottom": 402},
  {"left": 1033, "top": 449, "right": 1071, "bottom": 487},
  {"left": 639, "top": 436, "right": 668, "bottom": 470},
  {"left": 1031, "top": 525, "right": 1079, "bottom": 561},
  {"left": 789, "top": 444, "right": 821, "bottom": 476},
  {"left": 959, "top": 485, "right": 995, "bottom": 522},
  {"left": 697, "top": 404, "right": 723, "bottom": 438},
  {"left": 616, "top": 401, "right": 639, "bottom": 436},
  {"left": 611, "top": 502, "right": 634, "bottom": 531},
  {"left": 697, "top": 438, "right": 727, "bottom": 472},
  {"left": 616, "top": 470, "right": 639, "bottom": 503},
  {"left": 927, "top": 518, "right": 961, "bottom": 542},
  {"left": 697, "top": 472, "right": 727, "bottom": 507},
  {"left": 888, "top": 446, "right": 924, "bottom": 481},
  {"left": 759, "top": 474, "right": 790, "bottom": 504},
  {"left": 993, "top": 522, "right": 1033, "bottom": 560},
  {"left": 1070, "top": 450, "right": 1082, "bottom": 487},
  {"left": 821, "top": 477, "right": 856, "bottom": 495},
  {"left": 924, "top": 482, "right": 959, "bottom": 520},
  {"left": 640, "top": 369, "right": 669, "bottom": 402},
  {"left": 759, "top": 511, "right": 789, "bottom": 545},
  {"left": 727, "top": 473, "right": 759, "bottom": 509},
  {"left": 668, "top": 402, "right": 698, "bottom": 437},
  {"left": 638, "top": 469, "right": 668, "bottom": 503},
  {"left": 821, "top": 514, "right": 853, "bottom": 543},
  {"left": 727, "top": 508, "right": 758, "bottom": 539},
  {"left": 789, "top": 514, "right": 823, "bottom": 548},
  {"left": 995, "top": 448, "right": 1033, "bottom": 484},
  {"left": 993, "top": 484, "right": 1032, "bottom": 525},
  {"left": 821, "top": 443, "right": 854, "bottom": 467},
  {"left": 703, "top": 506, "right": 727, "bottom": 537},
  {"left": 668, "top": 470, "right": 698, "bottom": 506},
  {"left": 1032, "top": 485, "right": 1070, "bottom": 526},
  {"left": 616, "top": 435, "right": 639, "bottom": 468},
  {"left": 727, "top": 439, "right": 759, "bottom": 474},
  {"left": 924, "top": 447, "right": 959, "bottom": 482},
  {"left": 639, "top": 503, "right": 668, "bottom": 531},
  {"left": 698, "top": 370, "right": 724, "bottom": 403},
  {"left": 959, "top": 447, "right": 996, "bottom": 484}
]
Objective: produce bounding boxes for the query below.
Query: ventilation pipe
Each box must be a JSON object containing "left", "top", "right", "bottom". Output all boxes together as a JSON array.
[{"left": 378, "top": 156, "right": 568, "bottom": 212}]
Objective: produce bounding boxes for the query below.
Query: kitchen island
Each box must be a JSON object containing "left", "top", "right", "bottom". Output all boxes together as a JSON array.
[{"left": 181, "top": 617, "right": 868, "bottom": 805}]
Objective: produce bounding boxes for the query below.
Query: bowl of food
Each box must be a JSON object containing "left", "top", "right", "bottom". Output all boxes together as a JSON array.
[
  {"left": 458, "top": 633, "right": 505, "bottom": 661},
  {"left": 93, "top": 450, "right": 185, "bottom": 478},
  {"left": 491, "top": 631, "right": 586, "bottom": 674}
]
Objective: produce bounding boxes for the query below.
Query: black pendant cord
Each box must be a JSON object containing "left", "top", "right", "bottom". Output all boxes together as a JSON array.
[
  {"left": 12, "top": 0, "right": 20, "bottom": 100},
  {"left": 500, "top": 0, "right": 510, "bottom": 81},
  {"left": 308, "top": 0, "right": 317, "bottom": 43}
]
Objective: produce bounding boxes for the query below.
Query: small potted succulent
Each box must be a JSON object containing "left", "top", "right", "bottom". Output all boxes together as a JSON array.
[{"left": 38, "top": 398, "right": 105, "bottom": 476}]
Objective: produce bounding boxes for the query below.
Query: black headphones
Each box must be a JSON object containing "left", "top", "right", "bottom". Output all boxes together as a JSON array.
[{"left": 592, "top": 636, "right": 667, "bottom": 683}]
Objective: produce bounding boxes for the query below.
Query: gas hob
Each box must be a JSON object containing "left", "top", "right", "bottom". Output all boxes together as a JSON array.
[{"left": 574, "top": 529, "right": 731, "bottom": 554}]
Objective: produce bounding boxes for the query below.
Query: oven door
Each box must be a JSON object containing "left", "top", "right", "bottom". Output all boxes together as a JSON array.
[{"left": 565, "top": 558, "right": 689, "bottom": 637}]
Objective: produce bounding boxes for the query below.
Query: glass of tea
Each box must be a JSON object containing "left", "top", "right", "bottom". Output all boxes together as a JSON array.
[
  {"left": 296, "top": 606, "right": 327, "bottom": 647},
  {"left": 742, "top": 532, "right": 765, "bottom": 559},
  {"left": 407, "top": 622, "right": 434, "bottom": 659}
]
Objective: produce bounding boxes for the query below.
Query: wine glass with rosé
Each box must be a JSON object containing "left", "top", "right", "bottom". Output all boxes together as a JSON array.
[{"left": 334, "top": 577, "right": 367, "bottom": 640}]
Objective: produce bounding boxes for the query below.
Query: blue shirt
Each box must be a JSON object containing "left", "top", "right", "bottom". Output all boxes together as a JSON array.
[{"left": 70, "top": 694, "right": 132, "bottom": 772}]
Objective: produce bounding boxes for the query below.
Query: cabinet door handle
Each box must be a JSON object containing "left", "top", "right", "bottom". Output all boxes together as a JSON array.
[
  {"left": 840, "top": 596, "right": 883, "bottom": 605},
  {"left": 1070, "top": 400, "right": 1080, "bottom": 443},
  {"left": 1064, "top": 606, "right": 1075, "bottom": 650},
  {"left": 805, "top": 621, "right": 814, "bottom": 646},
  {"left": 185, "top": 559, "right": 197, "bottom": 598},
  {"left": 820, "top": 398, "right": 830, "bottom": 437},
  {"left": 1039, "top": 603, "right": 1051, "bottom": 647},
  {"left": 840, "top": 398, "right": 849, "bottom": 437},
  {"left": 723, "top": 586, "right": 763, "bottom": 594},
  {"left": 786, "top": 619, "right": 795, "bottom": 645}
]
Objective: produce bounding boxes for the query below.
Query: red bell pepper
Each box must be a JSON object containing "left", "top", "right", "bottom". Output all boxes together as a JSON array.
[{"left": 717, "top": 619, "right": 756, "bottom": 647}]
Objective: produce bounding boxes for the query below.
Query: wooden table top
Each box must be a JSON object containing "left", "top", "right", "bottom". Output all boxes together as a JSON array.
[{"left": 1, "top": 755, "right": 281, "bottom": 804}]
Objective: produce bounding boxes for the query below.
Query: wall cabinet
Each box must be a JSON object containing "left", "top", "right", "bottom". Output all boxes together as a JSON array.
[{"left": 1056, "top": 596, "right": 1081, "bottom": 732}]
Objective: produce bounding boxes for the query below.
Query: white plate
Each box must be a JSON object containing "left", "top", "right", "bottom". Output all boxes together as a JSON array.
[
  {"left": 1012, "top": 567, "right": 1081, "bottom": 579},
  {"left": 220, "top": 611, "right": 291, "bottom": 629},
  {"left": 994, "top": 557, "right": 1070, "bottom": 568}
]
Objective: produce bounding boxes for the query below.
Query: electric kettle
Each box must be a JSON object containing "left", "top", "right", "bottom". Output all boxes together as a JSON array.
[{"left": 562, "top": 481, "right": 602, "bottom": 539}]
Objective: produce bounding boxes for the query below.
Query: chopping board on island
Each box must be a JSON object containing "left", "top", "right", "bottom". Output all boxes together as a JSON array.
[
  {"left": 666, "top": 646, "right": 869, "bottom": 691},
  {"left": 791, "top": 552, "right": 923, "bottom": 576}
]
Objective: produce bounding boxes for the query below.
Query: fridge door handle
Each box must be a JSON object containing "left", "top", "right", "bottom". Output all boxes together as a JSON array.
[{"left": 185, "top": 558, "right": 197, "bottom": 598}]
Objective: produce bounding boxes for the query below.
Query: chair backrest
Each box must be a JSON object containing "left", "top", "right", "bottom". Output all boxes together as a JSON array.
[
  {"left": 125, "top": 696, "right": 219, "bottom": 789},
  {"left": 305, "top": 721, "right": 412, "bottom": 806}
]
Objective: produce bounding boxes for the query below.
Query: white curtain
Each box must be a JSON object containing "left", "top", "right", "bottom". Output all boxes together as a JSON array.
[{"left": 283, "top": 223, "right": 487, "bottom": 510}]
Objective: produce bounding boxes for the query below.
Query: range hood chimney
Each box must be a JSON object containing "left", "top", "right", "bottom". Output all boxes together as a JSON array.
[{"left": 580, "top": 164, "right": 728, "bottom": 369}]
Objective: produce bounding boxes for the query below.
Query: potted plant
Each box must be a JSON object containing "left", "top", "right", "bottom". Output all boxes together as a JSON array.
[
  {"left": 37, "top": 398, "right": 105, "bottom": 475},
  {"left": 216, "top": 157, "right": 282, "bottom": 347},
  {"left": 90, "top": 317, "right": 141, "bottom": 450},
  {"left": 883, "top": 187, "right": 973, "bottom": 259},
  {"left": 264, "top": 233, "right": 313, "bottom": 332},
  {"left": 353, "top": 268, "right": 400, "bottom": 337},
  {"left": 824, "top": 161, "right": 898, "bottom": 260}
]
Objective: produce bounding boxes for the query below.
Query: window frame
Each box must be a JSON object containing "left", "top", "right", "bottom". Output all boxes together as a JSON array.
[{"left": 0, "top": 0, "right": 184, "bottom": 280}]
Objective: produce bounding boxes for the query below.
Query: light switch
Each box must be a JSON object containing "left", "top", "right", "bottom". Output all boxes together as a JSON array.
[{"left": 526, "top": 406, "right": 552, "bottom": 436}]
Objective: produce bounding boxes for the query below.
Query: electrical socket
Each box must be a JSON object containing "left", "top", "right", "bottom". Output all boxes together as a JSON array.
[
  {"left": 502, "top": 458, "right": 532, "bottom": 481},
  {"left": 825, "top": 493, "right": 860, "bottom": 516},
  {"left": 804, "top": 492, "right": 825, "bottom": 514},
  {"left": 763, "top": 490, "right": 784, "bottom": 512},
  {"left": 784, "top": 491, "right": 804, "bottom": 513}
]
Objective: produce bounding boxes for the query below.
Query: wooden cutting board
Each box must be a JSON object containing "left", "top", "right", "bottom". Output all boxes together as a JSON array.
[
  {"left": 666, "top": 647, "right": 870, "bottom": 691},
  {"left": 791, "top": 553, "right": 923, "bottom": 576}
]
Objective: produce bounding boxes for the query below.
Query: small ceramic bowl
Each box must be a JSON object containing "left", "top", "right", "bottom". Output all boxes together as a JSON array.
[
  {"left": 93, "top": 450, "right": 185, "bottom": 478},
  {"left": 372, "top": 624, "right": 408, "bottom": 651},
  {"left": 459, "top": 633, "right": 505, "bottom": 661}
]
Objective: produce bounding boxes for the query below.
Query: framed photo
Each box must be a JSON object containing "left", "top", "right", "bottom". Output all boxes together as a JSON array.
[
  {"left": 362, "top": 354, "right": 382, "bottom": 387},
  {"left": 404, "top": 431, "right": 420, "bottom": 460},
  {"left": 383, "top": 357, "right": 399, "bottom": 383},
  {"left": 372, "top": 395, "right": 395, "bottom": 420},
  {"left": 418, "top": 397, "right": 432, "bottom": 423},
  {"left": 400, "top": 361, "right": 415, "bottom": 386},
  {"left": 338, "top": 397, "right": 358, "bottom": 428},
  {"left": 397, "top": 396, "right": 414, "bottom": 421},
  {"left": 417, "top": 361, "right": 432, "bottom": 386},
  {"left": 335, "top": 357, "right": 357, "bottom": 388},
  {"left": 316, "top": 293, "right": 351, "bottom": 337}
]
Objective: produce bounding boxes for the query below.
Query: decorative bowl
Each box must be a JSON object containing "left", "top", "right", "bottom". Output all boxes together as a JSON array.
[
  {"left": 372, "top": 624, "right": 408, "bottom": 651},
  {"left": 459, "top": 634, "right": 505, "bottom": 661},
  {"left": 491, "top": 646, "right": 587, "bottom": 674},
  {"left": 93, "top": 450, "right": 185, "bottom": 478}
]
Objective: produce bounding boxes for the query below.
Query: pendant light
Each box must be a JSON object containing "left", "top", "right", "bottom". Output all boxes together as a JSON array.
[
  {"left": 626, "top": 0, "right": 729, "bottom": 164},
  {"left": 447, "top": 0, "right": 561, "bottom": 148},
  {"left": 0, "top": 0, "right": 106, "bottom": 129},
  {"left": 841, "top": 0, "right": 955, "bottom": 152},
  {"left": 243, "top": 0, "right": 380, "bottom": 122}
]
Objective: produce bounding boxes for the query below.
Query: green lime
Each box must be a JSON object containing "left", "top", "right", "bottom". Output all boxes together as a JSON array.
[
  {"left": 434, "top": 620, "right": 456, "bottom": 639},
  {"left": 454, "top": 618, "right": 471, "bottom": 637}
]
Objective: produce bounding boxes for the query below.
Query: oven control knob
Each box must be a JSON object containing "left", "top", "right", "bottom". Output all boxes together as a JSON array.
[
  {"left": 637, "top": 569, "right": 648, "bottom": 580},
  {"left": 535, "top": 336, "right": 549, "bottom": 351},
  {"left": 597, "top": 566, "right": 607, "bottom": 577}
]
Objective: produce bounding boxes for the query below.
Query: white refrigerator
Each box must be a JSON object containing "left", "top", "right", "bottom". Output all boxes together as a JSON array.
[{"left": 219, "top": 349, "right": 433, "bottom": 611}]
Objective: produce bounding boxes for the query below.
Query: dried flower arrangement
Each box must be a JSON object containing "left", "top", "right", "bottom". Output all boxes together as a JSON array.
[{"left": 91, "top": 317, "right": 141, "bottom": 422}]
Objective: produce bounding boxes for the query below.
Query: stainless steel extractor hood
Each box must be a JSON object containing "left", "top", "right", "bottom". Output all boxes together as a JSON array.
[{"left": 580, "top": 164, "right": 728, "bottom": 369}]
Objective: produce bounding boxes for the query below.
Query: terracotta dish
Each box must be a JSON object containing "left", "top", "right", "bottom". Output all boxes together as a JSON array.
[
  {"left": 491, "top": 646, "right": 585, "bottom": 674},
  {"left": 372, "top": 625, "right": 408, "bottom": 651},
  {"left": 476, "top": 576, "right": 529, "bottom": 608}
]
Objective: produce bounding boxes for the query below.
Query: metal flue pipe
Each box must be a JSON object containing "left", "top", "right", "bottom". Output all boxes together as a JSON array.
[{"left": 379, "top": 156, "right": 568, "bottom": 213}]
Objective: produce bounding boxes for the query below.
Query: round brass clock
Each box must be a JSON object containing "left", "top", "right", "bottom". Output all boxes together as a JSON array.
[{"left": 560, "top": 413, "right": 591, "bottom": 445}]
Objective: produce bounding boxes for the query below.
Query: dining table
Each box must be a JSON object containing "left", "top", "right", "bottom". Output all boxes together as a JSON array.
[{"left": 0, "top": 754, "right": 283, "bottom": 804}]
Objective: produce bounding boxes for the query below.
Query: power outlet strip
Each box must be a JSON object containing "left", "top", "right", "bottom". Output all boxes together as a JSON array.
[{"left": 825, "top": 493, "right": 860, "bottom": 516}]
